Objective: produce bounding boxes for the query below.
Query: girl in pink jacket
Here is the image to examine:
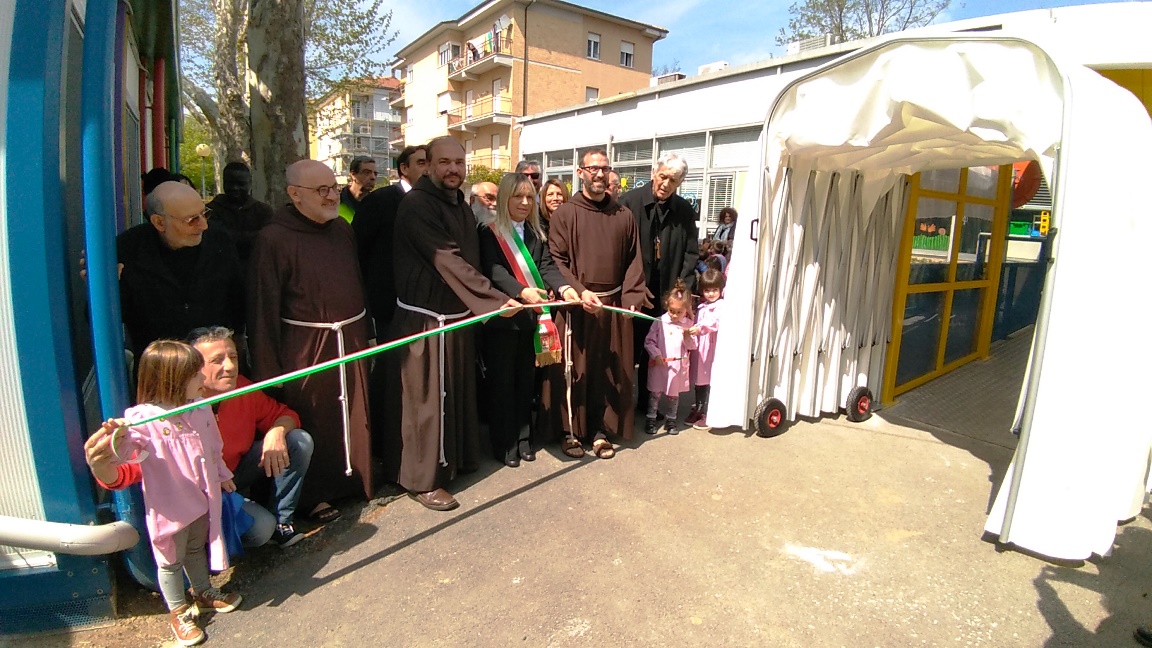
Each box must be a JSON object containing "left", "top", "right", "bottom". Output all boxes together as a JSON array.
[
  {"left": 111, "top": 340, "right": 243, "bottom": 646},
  {"left": 688, "top": 269, "right": 725, "bottom": 429},
  {"left": 644, "top": 279, "right": 698, "bottom": 435}
]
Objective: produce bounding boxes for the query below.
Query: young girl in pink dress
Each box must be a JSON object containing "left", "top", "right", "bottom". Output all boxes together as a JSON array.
[
  {"left": 109, "top": 340, "right": 243, "bottom": 646},
  {"left": 643, "top": 279, "right": 698, "bottom": 435},
  {"left": 688, "top": 269, "right": 725, "bottom": 429}
]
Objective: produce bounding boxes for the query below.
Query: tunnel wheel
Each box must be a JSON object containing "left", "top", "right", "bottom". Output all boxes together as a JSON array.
[
  {"left": 845, "top": 386, "right": 873, "bottom": 423},
  {"left": 754, "top": 397, "right": 789, "bottom": 437}
]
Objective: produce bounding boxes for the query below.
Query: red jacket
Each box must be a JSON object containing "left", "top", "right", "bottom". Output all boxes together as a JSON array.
[{"left": 98, "top": 375, "right": 301, "bottom": 489}]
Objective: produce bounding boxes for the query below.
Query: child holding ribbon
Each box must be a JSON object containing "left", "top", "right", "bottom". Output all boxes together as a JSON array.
[
  {"left": 644, "top": 279, "right": 698, "bottom": 435},
  {"left": 107, "top": 339, "right": 242, "bottom": 646},
  {"left": 479, "top": 173, "right": 580, "bottom": 467}
]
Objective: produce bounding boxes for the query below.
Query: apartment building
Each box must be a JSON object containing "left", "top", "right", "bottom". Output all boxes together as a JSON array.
[
  {"left": 312, "top": 77, "right": 404, "bottom": 183},
  {"left": 389, "top": 0, "right": 666, "bottom": 172}
]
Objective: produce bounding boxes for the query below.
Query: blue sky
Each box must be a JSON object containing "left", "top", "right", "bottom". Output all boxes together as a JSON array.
[{"left": 386, "top": 0, "right": 1134, "bottom": 75}]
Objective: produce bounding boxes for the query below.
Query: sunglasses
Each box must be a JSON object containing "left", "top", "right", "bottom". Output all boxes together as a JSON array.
[{"left": 525, "top": 172, "right": 541, "bottom": 179}]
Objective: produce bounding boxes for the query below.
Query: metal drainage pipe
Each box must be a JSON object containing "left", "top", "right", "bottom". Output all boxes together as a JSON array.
[{"left": 0, "top": 516, "right": 140, "bottom": 556}]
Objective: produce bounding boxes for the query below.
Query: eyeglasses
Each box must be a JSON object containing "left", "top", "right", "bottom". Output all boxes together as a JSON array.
[
  {"left": 480, "top": 194, "right": 497, "bottom": 202},
  {"left": 291, "top": 183, "right": 340, "bottom": 197},
  {"left": 525, "top": 172, "right": 541, "bottom": 180},
  {"left": 580, "top": 165, "right": 613, "bottom": 176},
  {"left": 163, "top": 209, "right": 211, "bottom": 226}
]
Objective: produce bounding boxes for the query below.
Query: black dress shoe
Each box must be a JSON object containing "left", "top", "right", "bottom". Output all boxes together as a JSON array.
[
  {"left": 503, "top": 447, "right": 521, "bottom": 467},
  {"left": 1136, "top": 626, "right": 1152, "bottom": 647},
  {"left": 518, "top": 440, "right": 536, "bottom": 462}
]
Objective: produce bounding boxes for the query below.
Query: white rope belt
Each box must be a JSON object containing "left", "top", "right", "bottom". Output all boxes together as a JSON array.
[
  {"left": 396, "top": 299, "right": 471, "bottom": 466},
  {"left": 281, "top": 309, "right": 366, "bottom": 476}
]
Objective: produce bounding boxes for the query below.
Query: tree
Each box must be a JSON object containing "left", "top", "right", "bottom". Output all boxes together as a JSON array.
[
  {"left": 776, "top": 0, "right": 951, "bottom": 46},
  {"left": 178, "top": 0, "right": 398, "bottom": 202},
  {"left": 177, "top": 118, "right": 219, "bottom": 196},
  {"left": 652, "top": 59, "right": 681, "bottom": 77},
  {"left": 466, "top": 165, "right": 504, "bottom": 186}
]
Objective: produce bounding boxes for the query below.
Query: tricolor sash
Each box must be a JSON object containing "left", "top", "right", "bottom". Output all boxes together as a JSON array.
[{"left": 489, "top": 222, "right": 562, "bottom": 366}]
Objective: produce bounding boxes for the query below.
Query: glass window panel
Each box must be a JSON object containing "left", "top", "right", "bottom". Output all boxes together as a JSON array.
[
  {"left": 710, "top": 128, "right": 759, "bottom": 168},
  {"left": 921, "top": 168, "right": 961, "bottom": 194},
  {"left": 678, "top": 175, "right": 704, "bottom": 214},
  {"left": 909, "top": 197, "right": 956, "bottom": 285},
  {"left": 945, "top": 288, "right": 983, "bottom": 365},
  {"left": 545, "top": 149, "right": 573, "bottom": 168},
  {"left": 955, "top": 203, "right": 994, "bottom": 282},
  {"left": 966, "top": 166, "right": 999, "bottom": 199},
  {"left": 706, "top": 174, "right": 734, "bottom": 225},
  {"left": 658, "top": 135, "right": 706, "bottom": 170},
  {"left": 613, "top": 140, "right": 653, "bottom": 164},
  {"left": 614, "top": 165, "right": 649, "bottom": 194},
  {"left": 896, "top": 291, "right": 944, "bottom": 387}
]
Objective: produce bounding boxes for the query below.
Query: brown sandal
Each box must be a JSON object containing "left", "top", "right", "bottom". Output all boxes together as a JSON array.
[
  {"left": 591, "top": 437, "right": 615, "bottom": 459},
  {"left": 562, "top": 436, "right": 585, "bottom": 458}
]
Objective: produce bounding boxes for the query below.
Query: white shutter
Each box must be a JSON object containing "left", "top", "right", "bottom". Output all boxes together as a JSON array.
[
  {"left": 658, "top": 135, "right": 706, "bottom": 172},
  {"left": 710, "top": 129, "right": 759, "bottom": 168},
  {"left": 678, "top": 175, "right": 704, "bottom": 215},
  {"left": 613, "top": 140, "right": 653, "bottom": 164},
  {"left": 707, "top": 174, "right": 734, "bottom": 224}
]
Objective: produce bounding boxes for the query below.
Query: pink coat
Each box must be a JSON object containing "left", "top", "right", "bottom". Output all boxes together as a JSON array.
[
  {"left": 645, "top": 313, "right": 697, "bottom": 395},
  {"left": 691, "top": 299, "right": 722, "bottom": 386},
  {"left": 122, "top": 404, "right": 233, "bottom": 571}
]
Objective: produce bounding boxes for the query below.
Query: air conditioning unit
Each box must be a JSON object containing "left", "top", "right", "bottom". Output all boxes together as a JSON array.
[
  {"left": 696, "top": 61, "right": 729, "bottom": 76},
  {"left": 786, "top": 35, "right": 837, "bottom": 56}
]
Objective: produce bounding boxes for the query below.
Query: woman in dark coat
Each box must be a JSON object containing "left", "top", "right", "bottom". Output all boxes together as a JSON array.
[{"left": 479, "top": 173, "right": 580, "bottom": 466}]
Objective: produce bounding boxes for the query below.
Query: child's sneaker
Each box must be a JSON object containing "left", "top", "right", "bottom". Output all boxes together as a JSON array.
[
  {"left": 664, "top": 419, "right": 680, "bottom": 435},
  {"left": 685, "top": 409, "right": 703, "bottom": 426},
  {"left": 644, "top": 417, "right": 659, "bottom": 434},
  {"left": 169, "top": 603, "right": 205, "bottom": 646},
  {"left": 193, "top": 587, "right": 242, "bottom": 614},
  {"left": 692, "top": 414, "right": 710, "bottom": 430},
  {"left": 271, "top": 523, "right": 304, "bottom": 548}
]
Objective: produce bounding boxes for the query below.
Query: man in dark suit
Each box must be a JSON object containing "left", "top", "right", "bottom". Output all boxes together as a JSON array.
[
  {"left": 352, "top": 144, "right": 428, "bottom": 335},
  {"left": 351, "top": 144, "right": 427, "bottom": 462},
  {"left": 618, "top": 153, "right": 700, "bottom": 412}
]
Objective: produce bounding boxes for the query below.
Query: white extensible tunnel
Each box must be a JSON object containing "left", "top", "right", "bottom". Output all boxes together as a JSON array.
[{"left": 709, "top": 36, "right": 1152, "bottom": 560}]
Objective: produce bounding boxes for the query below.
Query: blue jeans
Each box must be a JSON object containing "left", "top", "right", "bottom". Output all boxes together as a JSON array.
[{"left": 231, "top": 428, "right": 314, "bottom": 526}]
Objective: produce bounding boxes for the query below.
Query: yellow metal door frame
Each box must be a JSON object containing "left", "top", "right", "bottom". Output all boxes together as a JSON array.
[{"left": 882, "top": 165, "right": 1013, "bottom": 403}]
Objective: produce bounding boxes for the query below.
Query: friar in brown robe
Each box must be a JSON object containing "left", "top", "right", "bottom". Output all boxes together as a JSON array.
[
  {"left": 383, "top": 137, "right": 516, "bottom": 511},
  {"left": 247, "top": 160, "right": 373, "bottom": 519},
  {"left": 548, "top": 149, "right": 651, "bottom": 451}
]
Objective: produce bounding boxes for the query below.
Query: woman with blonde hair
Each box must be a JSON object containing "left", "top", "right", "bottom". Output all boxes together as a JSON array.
[{"left": 479, "top": 173, "right": 579, "bottom": 466}]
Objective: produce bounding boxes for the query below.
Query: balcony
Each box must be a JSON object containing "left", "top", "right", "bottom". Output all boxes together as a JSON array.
[
  {"left": 447, "top": 35, "right": 514, "bottom": 81},
  {"left": 468, "top": 154, "right": 512, "bottom": 173},
  {"left": 388, "top": 124, "right": 407, "bottom": 147},
  {"left": 389, "top": 83, "right": 408, "bottom": 109},
  {"left": 447, "top": 94, "right": 514, "bottom": 133}
]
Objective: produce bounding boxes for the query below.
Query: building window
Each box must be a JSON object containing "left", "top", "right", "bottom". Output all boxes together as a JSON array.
[
  {"left": 585, "top": 87, "right": 599, "bottom": 103},
  {"left": 438, "top": 42, "right": 461, "bottom": 67},
  {"left": 620, "top": 41, "right": 634, "bottom": 68},
  {"left": 405, "top": 65, "right": 414, "bottom": 83},
  {"left": 587, "top": 33, "right": 600, "bottom": 60}
]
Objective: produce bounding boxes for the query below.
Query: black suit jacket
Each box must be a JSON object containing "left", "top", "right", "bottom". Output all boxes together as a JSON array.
[
  {"left": 618, "top": 183, "right": 699, "bottom": 311},
  {"left": 352, "top": 183, "right": 406, "bottom": 335},
  {"left": 478, "top": 224, "right": 566, "bottom": 331}
]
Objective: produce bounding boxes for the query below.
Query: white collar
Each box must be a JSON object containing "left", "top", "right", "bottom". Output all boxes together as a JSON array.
[{"left": 400, "top": 178, "right": 413, "bottom": 193}]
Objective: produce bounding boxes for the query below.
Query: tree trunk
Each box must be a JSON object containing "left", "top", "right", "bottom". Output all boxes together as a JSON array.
[
  {"left": 247, "top": 0, "right": 307, "bottom": 205},
  {"left": 213, "top": 0, "right": 252, "bottom": 166}
]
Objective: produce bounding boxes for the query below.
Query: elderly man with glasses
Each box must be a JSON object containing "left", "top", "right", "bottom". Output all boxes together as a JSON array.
[
  {"left": 247, "top": 160, "right": 374, "bottom": 523},
  {"left": 117, "top": 180, "right": 245, "bottom": 362}
]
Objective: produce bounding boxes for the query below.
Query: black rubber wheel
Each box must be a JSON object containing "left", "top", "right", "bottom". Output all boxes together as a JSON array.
[
  {"left": 754, "top": 397, "right": 789, "bottom": 437},
  {"left": 845, "top": 386, "right": 873, "bottom": 422}
]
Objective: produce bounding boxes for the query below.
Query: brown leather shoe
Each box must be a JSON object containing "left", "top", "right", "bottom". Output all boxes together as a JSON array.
[
  {"left": 169, "top": 603, "right": 205, "bottom": 646},
  {"left": 409, "top": 488, "right": 460, "bottom": 511}
]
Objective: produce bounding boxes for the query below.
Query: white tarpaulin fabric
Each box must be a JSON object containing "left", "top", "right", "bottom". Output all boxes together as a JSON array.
[{"left": 710, "top": 36, "right": 1152, "bottom": 560}]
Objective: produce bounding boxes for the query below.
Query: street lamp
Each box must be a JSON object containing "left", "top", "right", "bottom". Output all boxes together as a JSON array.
[{"left": 195, "top": 143, "right": 212, "bottom": 199}]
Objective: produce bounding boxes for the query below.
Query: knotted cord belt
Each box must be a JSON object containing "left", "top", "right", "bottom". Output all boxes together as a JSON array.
[
  {"left": 396, "top": 299, "right": 472, "bottom": 466},
  {"left": 281, "top": 309, "right": 366, "bottom": 476}
]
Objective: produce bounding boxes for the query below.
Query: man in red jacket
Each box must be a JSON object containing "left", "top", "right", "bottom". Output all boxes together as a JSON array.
[{"left": 85, "top": 326, "right": 315, "bottom": 548}]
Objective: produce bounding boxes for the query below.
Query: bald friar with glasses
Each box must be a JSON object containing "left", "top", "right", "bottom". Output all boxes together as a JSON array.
[
  {"left": 247, "top": 160, "right": 374, "bottom": 523},
  {"left": 117, "top": 180, "right": 246, "bottom": 362}
]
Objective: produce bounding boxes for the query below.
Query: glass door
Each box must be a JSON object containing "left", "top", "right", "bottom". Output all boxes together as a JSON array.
[{"left": 883, "top": 165, "right": 1012, "bottom": 400}]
